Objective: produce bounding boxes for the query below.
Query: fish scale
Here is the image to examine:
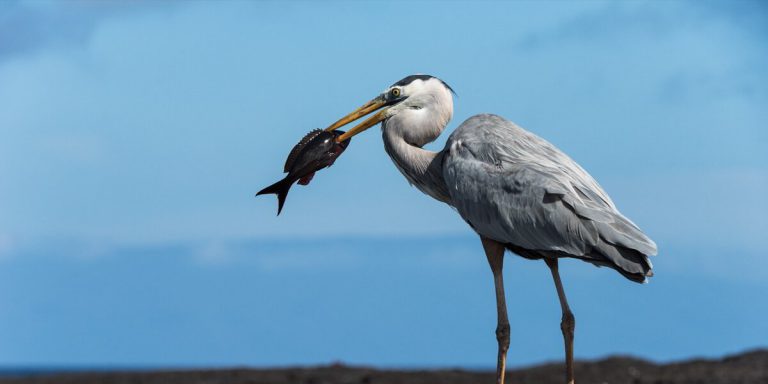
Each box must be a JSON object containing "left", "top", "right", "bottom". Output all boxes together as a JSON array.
[
  {"left": 257, "top": 129, "right": 351, "bottom": 215},
  {"left": 284, "top": 129, "right": 323, "bottom": 173}
]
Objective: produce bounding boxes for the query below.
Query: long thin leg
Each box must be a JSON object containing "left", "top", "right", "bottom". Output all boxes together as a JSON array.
[
  {"left": 545, "top": 257, "right": 575, "bottom": 384},
  {"left": 481, "top": 236, "right": 510, "bottom": 384}
]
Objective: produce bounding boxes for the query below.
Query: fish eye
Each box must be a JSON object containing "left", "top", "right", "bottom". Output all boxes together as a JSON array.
[{"left": 390, "top": 88, "right": 401, "bottom": 97}]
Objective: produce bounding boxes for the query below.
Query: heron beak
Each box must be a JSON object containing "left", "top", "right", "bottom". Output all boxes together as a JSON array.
[{"left": 324, "top": 97, "right": 389, "bottom": 142}]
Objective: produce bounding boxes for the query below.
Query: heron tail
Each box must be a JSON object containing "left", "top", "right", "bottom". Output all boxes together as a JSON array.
[
  {"left": 256, "top": 176, "right": 294, "bottom": 215},
  {"left": 591, "top": 240, "right": 655, "bottom": 284}
]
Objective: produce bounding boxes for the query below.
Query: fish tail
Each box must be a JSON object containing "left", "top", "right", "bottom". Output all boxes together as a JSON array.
[{"left": 255, "top": 177, "right": 293, "bottom": 215}]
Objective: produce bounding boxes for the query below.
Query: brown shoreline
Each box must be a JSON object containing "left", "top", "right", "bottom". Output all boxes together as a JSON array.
[{"left": 2, "top": 349, "right": 766, "bottom": 384}]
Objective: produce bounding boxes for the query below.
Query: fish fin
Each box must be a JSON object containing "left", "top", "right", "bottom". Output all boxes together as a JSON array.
[
  {"left": 256, "top": 177, "right": 293, "bottom": 215},
  {"left": 298, "top": 172, "right": 315, "bottom": 186}
]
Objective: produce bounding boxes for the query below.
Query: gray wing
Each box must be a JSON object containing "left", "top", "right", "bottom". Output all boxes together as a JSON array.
[{"left": 443, "top": 114, "right": 657, "bottom": 280}]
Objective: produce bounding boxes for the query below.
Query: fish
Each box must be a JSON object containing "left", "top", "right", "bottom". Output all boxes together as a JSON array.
[{"left": 256, "top": 129, "right": 351, "bottom": 215}]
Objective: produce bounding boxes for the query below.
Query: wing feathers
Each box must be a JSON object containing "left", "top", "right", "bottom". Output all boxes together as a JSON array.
[{"left": 443, "top": 114, "right": 657, "bottom": 282}]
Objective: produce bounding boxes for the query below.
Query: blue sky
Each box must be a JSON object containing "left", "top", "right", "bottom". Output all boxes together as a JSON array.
[{"left": 0, "top": 0, "right": 766, "bottom": 368}]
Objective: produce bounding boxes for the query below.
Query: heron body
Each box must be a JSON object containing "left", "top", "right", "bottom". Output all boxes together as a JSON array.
[
  {"left": 444, "top": 115, "right": 655, "bottom": 281},
  {"left": 324, "top": 75, "right": 657, "bottom": 384}
]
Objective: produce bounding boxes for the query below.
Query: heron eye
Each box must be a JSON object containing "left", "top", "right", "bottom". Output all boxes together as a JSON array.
[{"left": 390, "top": 88, "right": 401, "bottom": 97}]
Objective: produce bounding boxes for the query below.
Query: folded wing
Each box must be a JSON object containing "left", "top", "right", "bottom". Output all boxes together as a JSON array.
[{"left": 443, "top": 114, "right": 656, "bottom": 282}]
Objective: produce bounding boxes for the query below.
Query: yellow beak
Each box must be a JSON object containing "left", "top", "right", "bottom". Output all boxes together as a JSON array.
[{"left": 324, "top": 97, "right": 389, "bottom": 142}]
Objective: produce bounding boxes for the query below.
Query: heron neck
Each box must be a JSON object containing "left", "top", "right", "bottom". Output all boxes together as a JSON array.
[{"left": 382, "top": 128, "right": 451, "bottom": 204}]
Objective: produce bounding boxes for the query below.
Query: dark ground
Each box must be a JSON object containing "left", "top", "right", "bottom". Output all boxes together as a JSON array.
[{"left": 2, "top": 349, "right": 766, "bottom": 384}]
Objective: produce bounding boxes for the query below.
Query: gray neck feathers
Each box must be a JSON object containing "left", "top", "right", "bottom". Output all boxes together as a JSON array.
[
  {"left": 382, "top": 126, "right": 451, "bottom": 204},
  {"left": 379, "top": 78, "right": 454, "bottom": 204}
]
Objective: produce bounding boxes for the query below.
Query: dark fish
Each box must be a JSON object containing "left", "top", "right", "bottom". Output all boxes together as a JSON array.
[{"left": 256, "top": 129, "right": 351, "bottom": 215}]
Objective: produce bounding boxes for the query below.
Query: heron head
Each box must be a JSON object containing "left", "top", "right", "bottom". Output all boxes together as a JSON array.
[{"left": 325, "top": 74, "right": 455, "bottom": 144}]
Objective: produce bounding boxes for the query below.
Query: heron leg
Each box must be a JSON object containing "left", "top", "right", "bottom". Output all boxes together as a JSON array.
[
  {"left": 481, "top": 237, "right": 510, "bottom": 384},
  {"left": 545, "top": 257, "right": 576, "bottom": 384}
]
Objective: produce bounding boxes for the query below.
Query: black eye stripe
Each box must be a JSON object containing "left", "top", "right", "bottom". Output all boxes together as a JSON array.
[{"left": 391, "top": 74, "right": 456, "bottom": 96}]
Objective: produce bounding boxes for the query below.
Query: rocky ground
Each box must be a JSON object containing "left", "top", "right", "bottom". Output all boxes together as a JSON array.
[{"left": 2, "top": 349, "right": 766, "bottom": 384}]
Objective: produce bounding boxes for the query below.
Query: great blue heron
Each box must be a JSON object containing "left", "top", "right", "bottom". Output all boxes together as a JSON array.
[{"left": 323, "top": 74, "right": 657, "bottom": 384}]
